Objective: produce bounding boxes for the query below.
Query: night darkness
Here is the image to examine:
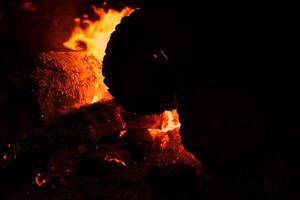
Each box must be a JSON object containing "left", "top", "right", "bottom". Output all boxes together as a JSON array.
[{"left": 0, "top": 0, "right": 299, "bottom": 199}]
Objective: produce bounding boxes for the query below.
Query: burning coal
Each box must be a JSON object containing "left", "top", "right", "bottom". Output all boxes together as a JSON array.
[{"left": 148, "top": 110, "right": 181, "bottom": 149}]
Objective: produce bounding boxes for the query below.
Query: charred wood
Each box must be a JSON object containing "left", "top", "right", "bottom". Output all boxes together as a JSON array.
[
  {"left": 103, "top": 9, "right": 181, "bottom": 114},
  {"left": 0, "top": 101, "right": 123, "bottom": 167},
  {"left": 103, "top": 7, "right": 270, "bottom": 168},
  {"left": 0, "top": 51, "right": 104, "bottom": 146},
  {"left": 32, "top": 51, "right": 107, "bottom": 121}
]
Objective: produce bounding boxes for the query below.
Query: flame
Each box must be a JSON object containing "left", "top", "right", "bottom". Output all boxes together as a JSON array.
[
  {"left": 149, "top": 110, "right": 181, "bottom": 134},
  {"left": 64, "top": 6, "right": 134, "bottom": 103},
  {"left": 64, "top": 5, "right": 182, "bottom": 150},
  {"left": 148, "top": 110, "right": 181, "bottom": 149},
  {"left": 161, "top": 110, "right": 181, "bottom": 132}
]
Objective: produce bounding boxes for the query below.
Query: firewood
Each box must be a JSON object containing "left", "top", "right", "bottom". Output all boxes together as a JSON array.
[
  {"left": 22, "top": 101, "right": 123, "bottom": 150},
  {"left": 0, "top": 51, "right": 108, "bottom": 146},
  {"left": 0, "top": 101, "right": 124, "bottom": 167},
  {"left": 0, "top": 51, "right": 107, "bottom": 123},
  {"left": 32, "top": 51, "right": 110, "bottom": 121}
]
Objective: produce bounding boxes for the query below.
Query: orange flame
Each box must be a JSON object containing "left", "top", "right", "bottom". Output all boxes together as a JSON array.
[
  {"left": 149, "top": 110, "right": 181, "bottom": 134},
  {"left": 148, "top": 110, "right": 181, "bottom": 149},
  {"left": 64, "top": 6, "right": 182, "bottom": 150},
  {"left": 64, "top": 6, "right": 134, "bottom": 103},
  {"left": 160, "top": 110, "right": 181, "bottom": 132}
]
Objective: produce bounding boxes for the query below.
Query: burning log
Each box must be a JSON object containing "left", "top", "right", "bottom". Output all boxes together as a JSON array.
[
  {"left": 0, "top": 7, "right": 203, "bottom": 195},
  {"left": 32, "top": 51, "right": 112, "bottom": 120},
  {"left": 0, "top": 100, "right": 201, "bottom": 190},
  {"left": 0, "top": 101, "right": 194, "bottom": 169},
  {"left": 0, "top": 51, "right": 111, "bottom": 145},
  {"left": 0, "top": 51, "right": 110, "bottom": 147},
  {"left": 0, "top": 101, "right": 124, "bottom": 167}
]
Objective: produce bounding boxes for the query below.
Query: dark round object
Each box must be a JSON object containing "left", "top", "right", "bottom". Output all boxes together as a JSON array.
[
  {"left": 103, "top": 6, "right": 270, "bottom": 168},
  {"left": 103, "top": 8, "right": 195, "bottom": 114}
]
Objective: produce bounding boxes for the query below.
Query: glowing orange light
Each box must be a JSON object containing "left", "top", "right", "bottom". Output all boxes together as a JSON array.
[
  {"left": 64, "top": 6, "right": 134, "bottom": 103},
  {"left": 35, "top": 173, "right": 47, "bottom": 187},
  {"left": 161, "top": 110, "right": 181, "bottom": 132},
  {"left": 105, "top": 154, "right": 126, "bottom": 166},
  {"left": 119, "top": 130, "right": 127, "bottom": 138},
  {"left": 148, "top": 109, "right": 181, "bottom": 149},
  {"left": 2, "top": 154, "right": 8, "bottom": 160}
]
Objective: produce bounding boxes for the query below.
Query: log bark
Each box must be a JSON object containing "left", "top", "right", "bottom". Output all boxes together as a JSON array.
[
  {"left": 32, "top": 51, "right": 108, "bottom": 120},
  {"left": 0, "top": 101, "right": 123, "bottom": 166},
  {"left": 0, "top": 51, "right": 104, "bottom": 146},
  {"left": 24, "top": 101, "right": 124, "bottom": 149}
]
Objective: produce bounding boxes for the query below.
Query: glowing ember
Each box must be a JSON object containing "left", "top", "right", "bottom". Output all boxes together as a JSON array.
[
  {"left": 119, "top": 130, "right": 127, "bottom": 138},
  {"left": 2, "top": 154, "right": 8, "bottom": 160},
  {"left": 159, "top": 134, "right": 170, "bottom": 150},
  {"left": 161, "top": 110, "right": 181, "bottom": 132},
  {"left": 149, "top": 110, "right": 181, "bottom": 134},
  {"left": 148, "top": 109, "right": 181, "bottom": 149},
  {"left": 34, "top": 173, "right": 47, "bottom": 187},
  {"left": 116, "top": 112, "right": 127, "bottom": 129},
  {"left": 64, "top": 6, "right": 134, "bottom": 103},
  {"left": 105, "top": 154, "right": 127, "bottom": 166}
]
